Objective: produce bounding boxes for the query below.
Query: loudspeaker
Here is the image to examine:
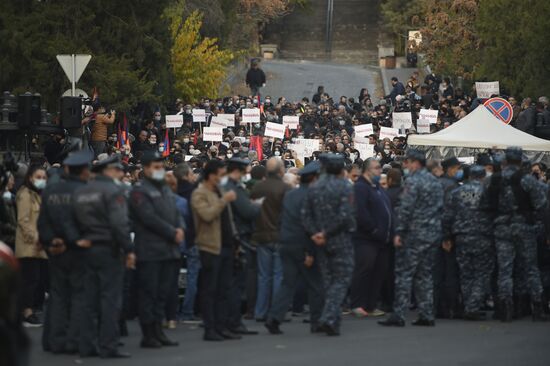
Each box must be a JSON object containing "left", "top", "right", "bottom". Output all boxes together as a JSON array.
[
  {"left": 17, "top": 93, "right": 41, "bottom": 129},
  {"left": 60, "top": 96, "right": 82, "bottom": 129}
]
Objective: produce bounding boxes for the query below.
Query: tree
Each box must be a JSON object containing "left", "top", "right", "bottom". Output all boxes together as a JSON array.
[
  {"left": 419, "top": 0, "right": 480, "bottom": 80},
  {"left": 165, "top": 2, "right": 234, "bottom": 102},
  {"left": 476, "top": 0, "right": 550, "bottom": 98},
  {"left": 380, "top": 0, "right": 424, "bottom": 53}
]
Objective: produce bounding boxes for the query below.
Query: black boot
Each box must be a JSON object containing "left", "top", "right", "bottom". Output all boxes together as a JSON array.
[
  {"left": 154, "top": 322, "right": 179, "bottom": 346},
  {"left": 411, "top": 317, "right": 435, "bottom": 326},
  {"left": 140, "top": 323, "right": 162, "bottom": 348},
  {"left": 500, "top": 299, "right": 513, "bottom": 322},
  {"left": 378, "top": 314, "right": 405, "bottom": 327},
  {"left": 532, "top": 301, "right": 549, "bottom": 322},
  {"left": 203, "top": 329, "right": 224, "bottom": 341},
  {"left": 119, "top": 318, "right": 128, "bottom": 337},
  {"left": 264, "top": 319, "right": 283, "bottom": 335},
  {"left": 321, "top": 322, "right": 340, "bottom": 336}
]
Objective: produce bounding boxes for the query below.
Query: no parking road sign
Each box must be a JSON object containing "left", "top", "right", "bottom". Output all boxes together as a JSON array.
[{"left": 484, "top": 97, "right": 513, "bottom": 124}]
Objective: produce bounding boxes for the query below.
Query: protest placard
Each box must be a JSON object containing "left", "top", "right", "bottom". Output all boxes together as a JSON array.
[
  {"left": 184, "top": 155, "right": 193, "bottom": 161},
  {"left": 417, "top": 119, "right": 431, "bottom": 134},
  {"left": 354, "top": 123, "right": 374, "bottom": 137},
  {"left": 283, "top": 115, "right": 299, "bottom": 129},
  {"left": 475, "top": 81, "right": 499, "bottom": 99},
  {"left": 458, "top": 157, "right": 475, "bottom": 164},
  {"left": 210, "top": 116, "right": 230, "bottom": 129},
  {"left": 217, "top": 114, "right": 235, "bottom": 126},
  {"left": 379, "top": 126, "right": 399, "bottom": 140},
  {"left": 242, "top": 108, "right": 260, "bottom": 123},
  {"left": 295, "top": 138, "right": 319, "bottom": 159},
  {"left": 355, "top": 142, "right": 375, "bottom": 160},
  {"left": 419, "top": 109, "right": 438, "bottom": 124},
  {"left": 392, "top": 112, "right": 413, "bottom": 129},
  {"left": 264, "top": 122, "right": 285, "bottom": 139},
  {"left": 203, "top": 127, "right": 223, "bottom": 142},
  {"left": 192, "top": 109, "right": 207, "bottom": 122},
  {"left": 354, "top": 136, "right": 370, "bottom": 144},
  {"left": 165, "top": 114, "right": 183, "bottom": 129}
]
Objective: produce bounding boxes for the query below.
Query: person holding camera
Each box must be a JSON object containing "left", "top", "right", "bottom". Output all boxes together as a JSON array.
[{"left": 90, "top": 105, "right": 116, "bottom": 157}]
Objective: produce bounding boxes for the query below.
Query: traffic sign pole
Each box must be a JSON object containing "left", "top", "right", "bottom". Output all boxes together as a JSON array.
[{"left": 71, "top": 54, "right": 76, "bottom": 96}]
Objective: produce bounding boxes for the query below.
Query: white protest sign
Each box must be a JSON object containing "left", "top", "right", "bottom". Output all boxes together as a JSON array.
[
  {"left": 417, "top": 119, "right": 431, "bottom": 134},
  {"left": 355, "top": 143, "right": 375, "bottom": 160},
  {"left": 218, "top": 114, "right": 235, "bottom": 125},
  {"left": 185, "top": 155, "right": 193, "bottom": 161},
  {"left": 165, "top": 114, "right": 183, "bottom": 129},
  {"left": 210, "top": 116, "right": 230, "bottom": 129},
  {"left": 192, "top": 109, "right": 207, "bottom": 122},
  {"left": 392, "top": 112, "right": 413, "bottom": 130},
  {"left": 354, "top": 123, "right": 374, "bottom": 137},
  {"left": 379, "top": 127, "right": 399, "bottom": 140},
  {"left": 475, "top": 81, "right": 499, "bottom": 99},
  {"left": 203, "top": 127, "right": 223, "bottom": 142},
  {"left": 295, "top": 139, "right": 320, "bottom": 158},
  {"left": 354, "top": 136, "right": 371, "bottom": 144},
  {"left": 419, "top": 109, "right": 438, "bottom": 124},
  {"left": 282, "top": 115, "right": 299, "bottom": 130},
  {"left": 242, "top": 108, "right": 261, "bottom": 123},
  {"left": 264, "top": 122, "right": 285, "bottom": 139}
]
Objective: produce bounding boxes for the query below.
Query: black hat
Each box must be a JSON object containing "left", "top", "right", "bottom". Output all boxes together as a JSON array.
[
  {"left": 319, "top": 153, "right": 345, "bottom": 174},
  {"left": 141, "top": 151, "right": 164, "bottom": 165},
  {"left": 299, "top": 161, "right": 321, "bottom": 176},
  {"left": 404, "top": 149, "right": 426, "bottom": 165},
  {"left": 442, "top": 157, "right": 461, "bottom": 170},
  {"left": 92, "top": 155, "right": 124, "bottom": 173},
  {"left": 505, "top": 146, "right": 523, "bottom": 162},
  {"left": 226, "top": 157, "right": 250, "bottom": 167},
  {"left": 469, "top": 165, "right": 486, "bottom": 179},
  {"left": 63, "top": 149, "right": 93, "bottom": 167}
]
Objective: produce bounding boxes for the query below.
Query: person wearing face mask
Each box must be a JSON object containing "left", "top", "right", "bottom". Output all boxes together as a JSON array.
[
  {"left": 129, "top": 151, "right": 185, "bottom": 348},
  {"left": 37, "top": 149, "right": 94, "bottom": 354},
  {"left": 379, "top": 149, "right": 444, "bottom": 327},
  {"left": 434, "top": 157, "right": 463, "bottom": 320},
  {"left": 223, "top": 158, "right": 261, "bottom": 335},
  {"left": 15, "top": 165, "right": 48, "bottom": 328},
  {"left": 73, "top": 155, "right": 134, "bottom": 358},
  {"left": 350, "top": 158, "right": 393, "bottom": 319}
]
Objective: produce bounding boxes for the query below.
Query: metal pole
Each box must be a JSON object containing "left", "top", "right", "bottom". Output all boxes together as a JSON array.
[
  {"left": 71, "top": 54, "right": 76, "bottom": 96},
  {"left": 325, "top": 0, "right": 333, "bottom": 54}
]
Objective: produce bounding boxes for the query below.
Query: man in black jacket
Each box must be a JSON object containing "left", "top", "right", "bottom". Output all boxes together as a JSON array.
[
  {"left": 264, "top": 161, "right": 325, "bottom": 335},
  {"left": 38, "top": 149, "right": 92, "bottom": 354},
  {"left": 245, "top": 59, "right": 266, "bottom": 97},
  {"left": 349, "top": 158, "right": 393, "bottom": 318},
  {"left": 129, "top": 151, "right": 185, "bottom": 348},
  {"left": 223, "top": 158, "right": 261, "bottom": 335},
  {"left": 73, "top": 155, "right": 135, "bottom": 358}
]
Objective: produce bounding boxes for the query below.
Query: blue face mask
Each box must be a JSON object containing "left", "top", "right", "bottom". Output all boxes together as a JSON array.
[
  {"left": 403, "top": 168, "right": 410, "bottom": 177},
  {"left": 455, "top": 169, "right": 464, "bottom": 181},
  {"left": 372, "top": 175, "right": 381, "bottom": 184}
]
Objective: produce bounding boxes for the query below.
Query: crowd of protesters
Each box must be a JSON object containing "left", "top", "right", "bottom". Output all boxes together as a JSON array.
[{"left": 1, "top": 68, "right": 550, "bottom": 362}]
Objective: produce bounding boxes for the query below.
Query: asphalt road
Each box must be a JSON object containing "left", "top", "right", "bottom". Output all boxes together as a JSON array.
[
  {"left": 235, "top": 59, "right": 382, "bottom": 103},
  {"left": 28, "top": 313, "right": 550, "bottom": 366}
]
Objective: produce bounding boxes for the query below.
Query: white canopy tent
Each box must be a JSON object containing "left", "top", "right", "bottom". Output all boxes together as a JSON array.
[{"left": 408, "top": 106, "right": 550, "bottom": 163}]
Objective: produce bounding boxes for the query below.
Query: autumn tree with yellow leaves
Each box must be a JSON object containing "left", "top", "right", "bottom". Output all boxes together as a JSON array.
[{"left": 165, "top": 1, "right": 234, "bottom": 102}]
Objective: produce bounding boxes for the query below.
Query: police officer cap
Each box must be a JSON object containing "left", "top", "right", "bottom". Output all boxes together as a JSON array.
[
  {"left": 404, "top": 149, "right": 426, "bottom": 164},
  {"left": 476, "top": 153, "right": 493, "bottom": 166},
  {"left": 141, "top": 150, "right": 164, "bottom": 165},
  {"left": 299, "top": 160, "right": 321, "bottom": 176},
  {"left": 469, "top": 165, "right": 486, "bottom": 179},
  {"left": 92, "top": 155, "right": 124, "bottom": 172},
  {"left": 319, "top": 153, "right": 345, "bottom": 174},
  {"left": 226, "top": 157, "right": 250, "bottom": 167},
  {"left": 505, "top": 146, "right": 523, "bottom": 162},
  {"left": 442, "top": 157, "right": 461, "bottom": 170},
  {"left": 63, "top": 149, "right": 93, "bottom": 167}
]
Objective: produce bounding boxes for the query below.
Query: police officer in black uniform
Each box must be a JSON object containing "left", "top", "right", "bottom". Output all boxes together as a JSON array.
[
  {"left": 223, "top": 157, "right": 261, "bottom": 335},
  {"left": 129, "top": 151, "right": 184, "bottom": 348},
  {"left": 73, "top": 155, "right": 135, "bottom": 358},
  {"left": 37, "top": 149, "right": 93, "bottom": 354},
  {"left": 265, "top": 161, "right": 325, "bottom": 335}
]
